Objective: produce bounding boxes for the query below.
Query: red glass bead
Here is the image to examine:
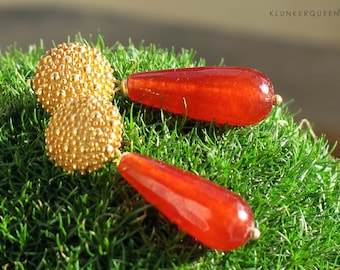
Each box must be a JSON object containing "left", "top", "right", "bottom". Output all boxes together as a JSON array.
[
  {"left": 122, "top": 66, "right": 277, "bottom": 126},
  {"left": 117, "top": 152, "right": 257, "bottom": 251}
]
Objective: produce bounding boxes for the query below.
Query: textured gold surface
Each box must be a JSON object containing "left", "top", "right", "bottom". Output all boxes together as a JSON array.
[
  {"left": 33, "top": 42, "right": 116, "bottom": 114},
  {"left": 45, "top": 96, "right": 123, "bottom": 174}
]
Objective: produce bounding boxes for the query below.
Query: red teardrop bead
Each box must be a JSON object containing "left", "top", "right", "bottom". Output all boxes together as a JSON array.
[
  {"left": 117, "top": 152, "right": 257, "bottom": 251},
  {"left": 122, "top": 66, "right": 276, "bottom": 126}
]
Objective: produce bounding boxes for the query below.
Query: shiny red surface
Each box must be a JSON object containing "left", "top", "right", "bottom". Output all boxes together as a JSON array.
[
  {"left": 117, "top": 152, "right": 255, "bottom": 251},
  {"left": 126, "top": 66, "right": 275, "bottom": 126}
]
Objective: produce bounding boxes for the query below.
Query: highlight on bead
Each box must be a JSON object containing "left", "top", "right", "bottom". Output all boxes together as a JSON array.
[
  {"left": 45, "top": 96, "right": 123, "bottom": 174},
  {"left": 32, "top": 42, "right": 116, "bottom": 114}
]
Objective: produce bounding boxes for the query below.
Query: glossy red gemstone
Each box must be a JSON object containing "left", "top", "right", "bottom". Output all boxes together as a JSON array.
[
  {"left": 122, "top": 66, "right": 276, "bottom": 126},
  {"left": 117, "top": 152, "right": 257, "bottom": 251}
]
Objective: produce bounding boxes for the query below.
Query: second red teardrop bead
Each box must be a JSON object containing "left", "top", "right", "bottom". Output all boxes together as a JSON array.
[
  {"left": 122, "top": 66, "right": 278, "bottom": 126},
  {"left": 117, "top": 152, "right": 259, "bottom": 251}
]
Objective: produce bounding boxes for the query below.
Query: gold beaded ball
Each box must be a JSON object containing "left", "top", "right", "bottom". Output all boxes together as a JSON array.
[
  {"left": 33, "top": 42, "right": 116, "bottom": 114},
  {"left": 45, "top": 96, "right": 123, "bottom": 174}
]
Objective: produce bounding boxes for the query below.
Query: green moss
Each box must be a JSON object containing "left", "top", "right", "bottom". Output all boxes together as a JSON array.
[{"left": 0, "top": 34, "right": 339, "bottom": 269}]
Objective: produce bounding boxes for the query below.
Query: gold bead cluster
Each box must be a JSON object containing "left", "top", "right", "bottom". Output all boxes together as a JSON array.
[
  {"left": 45, "top": 96, "right": 123, "bottom": 174},
  {"left": 32, "top": 42, "right": 116, "bottom": 114},
  {"left": 33, "top": 42, "right": 123, "bottom": 174}
]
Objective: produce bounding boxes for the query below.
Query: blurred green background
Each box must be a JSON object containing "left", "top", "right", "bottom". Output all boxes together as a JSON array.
[{"left": 1, "top": 0, "right": 339, "bottom": 155}]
